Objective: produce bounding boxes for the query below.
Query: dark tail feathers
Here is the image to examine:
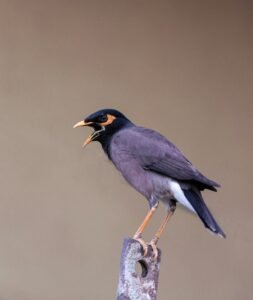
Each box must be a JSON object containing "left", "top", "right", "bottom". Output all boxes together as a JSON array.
[{"left": 183, "top": 189, "right": 226, "bottom": 238}]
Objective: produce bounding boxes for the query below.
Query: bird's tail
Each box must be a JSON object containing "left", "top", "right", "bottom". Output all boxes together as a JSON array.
[{"left": 183, "top": 189, "right": 226, "bottom": 238}]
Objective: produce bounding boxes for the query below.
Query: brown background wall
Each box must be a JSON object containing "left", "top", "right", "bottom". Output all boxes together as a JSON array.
[{"left": 0, "top": 1, "right": 252, "bottom": 299}]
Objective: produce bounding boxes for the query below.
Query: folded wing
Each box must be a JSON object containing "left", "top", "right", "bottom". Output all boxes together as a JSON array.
[{"left": 115, "top": 126, "right": 220, "bottom": 191}]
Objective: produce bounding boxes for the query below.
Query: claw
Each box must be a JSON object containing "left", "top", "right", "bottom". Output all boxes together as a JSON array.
[
  {"left": 134, "top": 237, "right": 148, "bottom": 256},
  {"left": 149, "top": 239, "right": 159, "bottom": 260}
]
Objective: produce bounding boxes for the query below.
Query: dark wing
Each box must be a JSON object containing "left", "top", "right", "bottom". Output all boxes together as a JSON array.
[{"left": 112, "top": 126, "right": 220, "bottom": 191}]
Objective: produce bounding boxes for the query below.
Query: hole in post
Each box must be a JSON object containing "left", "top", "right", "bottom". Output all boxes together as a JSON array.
[{"left": 135, "top": 260, "right": 148, "bottom": 278}]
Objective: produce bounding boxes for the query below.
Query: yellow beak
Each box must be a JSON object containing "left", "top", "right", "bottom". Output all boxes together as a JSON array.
[
  {"left": 73, "top": 120, "right": 94, "bottom": 147},
  {"left": 73, "top": 120, "right": 93, "bottom": 128}
]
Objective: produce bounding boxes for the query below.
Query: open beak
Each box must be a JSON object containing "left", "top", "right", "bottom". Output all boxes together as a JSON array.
[
  {"left": 73, "top": 120, "right": 105, "bottom": 148},
  {"left": 73, "top": 120, "right": 92, "bottom": 128},
  {"left": 73, "top": 120, "right": 94, "bottom": 147}
]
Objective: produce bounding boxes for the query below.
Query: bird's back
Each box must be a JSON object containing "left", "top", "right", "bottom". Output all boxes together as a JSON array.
[{"left": 109, "top": 126, "right": 220, "bottom": 191}]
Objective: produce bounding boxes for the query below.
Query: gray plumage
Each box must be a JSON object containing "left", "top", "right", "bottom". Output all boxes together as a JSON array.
[
  {"left": 75, "top": 108, "right": 226, "bottom": 238},
  {"left": 110, "top": 125, "right": 225, "bottom": 238}
]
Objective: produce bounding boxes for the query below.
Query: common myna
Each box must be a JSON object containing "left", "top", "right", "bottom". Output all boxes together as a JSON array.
[{"left": 74, "top": 109, "right": 225, "bottom": 257}]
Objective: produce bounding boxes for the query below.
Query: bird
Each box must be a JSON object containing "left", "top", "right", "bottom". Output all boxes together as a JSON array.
[{"left": 73, "top": 108, "right": 226, "bottom": 257}]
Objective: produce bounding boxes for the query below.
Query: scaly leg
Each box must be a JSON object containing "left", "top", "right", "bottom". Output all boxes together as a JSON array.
[
  {"left": 150, "top": 207, "right": 176, "bottom": 259},
  {"left": 133, "top": 204, "right": 158, "bottom": 256}
]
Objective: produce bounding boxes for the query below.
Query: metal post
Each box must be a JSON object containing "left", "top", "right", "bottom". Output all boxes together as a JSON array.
[{"left": 117, "top": 238, "right": 161, "bottom": 300}]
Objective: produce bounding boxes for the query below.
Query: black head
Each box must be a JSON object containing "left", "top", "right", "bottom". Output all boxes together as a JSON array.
[{"left": 73, "top": 109, "right": 132, "bottom": 148}]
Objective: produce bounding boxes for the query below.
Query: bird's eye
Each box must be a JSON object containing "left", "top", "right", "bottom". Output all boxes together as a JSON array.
[
  {"left": 97, "top": 115, "right": 108, "bottom": 123},
  {"left": 98, "top": 114, "right": 108, "bottom": 123}
]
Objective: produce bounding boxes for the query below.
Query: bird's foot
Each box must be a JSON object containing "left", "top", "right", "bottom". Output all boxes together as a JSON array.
[
  {"left": 149, "top": 238, "right": 159, "bottom": 260},
  {"left": 133, "top": 236, "right": 148, "bottom": 256}
]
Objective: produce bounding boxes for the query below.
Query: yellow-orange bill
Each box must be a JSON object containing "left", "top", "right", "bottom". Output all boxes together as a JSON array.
[
  {"left": 73, "top": 120, "right": 85, "bottom": 128},
  {"left": 73, "top": 120, "right": 93, "bottom": 128},
  {"left": 73, "top": 120, "right": 94, "bottom": 148},
  {"left": 82, "top": 135, "right": 92, "bottom": 148}
]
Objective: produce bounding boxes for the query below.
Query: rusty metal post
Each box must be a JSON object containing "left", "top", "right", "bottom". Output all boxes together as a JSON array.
[{"left": 117, "top": 238, "right": 162, "bottom": 300}]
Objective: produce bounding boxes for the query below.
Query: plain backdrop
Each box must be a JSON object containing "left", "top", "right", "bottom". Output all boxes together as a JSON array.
[{"left": 0, "top": 1, "right": 252, "bottom": 299}]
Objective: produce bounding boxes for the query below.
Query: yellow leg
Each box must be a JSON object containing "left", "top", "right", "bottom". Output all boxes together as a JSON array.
[
  {"left": 150, "top": 209, "right": 175, "bottom": 258},
  {"left": 133, "top": 204, "right": 158, "bottom": 256},
  {"left": 133, "top": 204, "right": 158, "bottom": 239}
]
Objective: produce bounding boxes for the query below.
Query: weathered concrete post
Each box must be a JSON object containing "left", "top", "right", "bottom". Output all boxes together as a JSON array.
[{"left": 117, "top": 238, "right": 161, "bottom": 300}]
